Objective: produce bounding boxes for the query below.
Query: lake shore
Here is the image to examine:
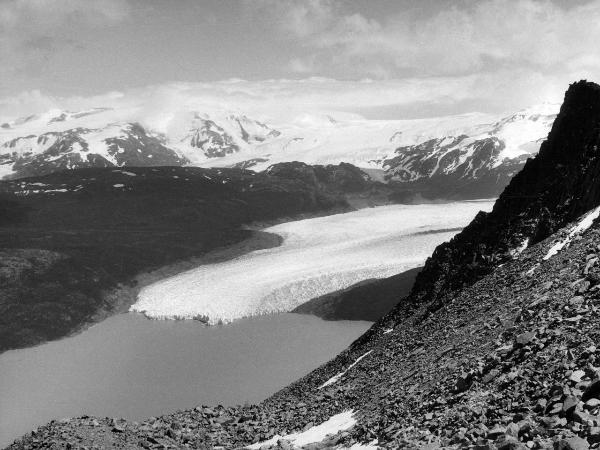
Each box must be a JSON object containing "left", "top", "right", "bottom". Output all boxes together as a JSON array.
[{"left": 74, "top": 230, "right": 284, "bottom": 338}]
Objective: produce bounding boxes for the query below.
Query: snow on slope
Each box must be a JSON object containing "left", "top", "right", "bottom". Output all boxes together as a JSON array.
[
  {"left": 0, "top": 108, "right": 186, "bottom": 178},
  {"left": 130, "top": 202, "right": 494, "bottom": 324},
  {"left": 543, "top": 205, "right": 600, "bottom": 260},
  {"left": 247, "top": 410, "right": 357, "bottom": 449},
  {"left": 189, "top": 111, "right": 498, "bottom": 171},
  {"left": 319, "top": 351, "right": 373, "bottom": 389}
]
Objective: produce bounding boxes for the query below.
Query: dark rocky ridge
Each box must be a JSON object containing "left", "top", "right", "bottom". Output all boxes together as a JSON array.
[{"left": 399, "top": 80, "right": 600, "bottom": 315}]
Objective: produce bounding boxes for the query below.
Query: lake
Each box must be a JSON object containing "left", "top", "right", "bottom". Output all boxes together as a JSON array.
[
  {"left": 0, "top": 313, "right": 371, "bottom": 447},
  {"left": 1, "top": 201, "right": 494, "bottom": 446}
]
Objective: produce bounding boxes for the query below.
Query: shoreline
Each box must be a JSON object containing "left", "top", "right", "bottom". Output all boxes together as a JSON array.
[
  {"left": 7, "top": 201, "right": 492, "bottom": 353},
  {"left": 49, "top": 230, "right": 285, "bottom": 347}
]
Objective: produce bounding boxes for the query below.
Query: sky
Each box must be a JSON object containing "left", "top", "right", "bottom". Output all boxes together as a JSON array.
[{"left": 0, "top": 0, "right": 599, "bottom": 120}]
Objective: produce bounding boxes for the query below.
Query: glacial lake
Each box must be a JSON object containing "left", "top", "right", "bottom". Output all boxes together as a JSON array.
[
  {"left": 0, "top": 313, "right": 371, "bottom": 447},
  {"left": 1, "top": 201, "right": 495, "bottom": 446}
]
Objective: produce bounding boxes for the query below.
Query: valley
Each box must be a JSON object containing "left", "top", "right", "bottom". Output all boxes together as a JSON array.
[
  {"left": 0, "top": 163, "right": 375, "bottom": 353},
  {"left": 3, "top": 1, "right": 598, "bottom": 448},
  {"left": 0, "top": 201, "right": 490, "bottom": 447}
]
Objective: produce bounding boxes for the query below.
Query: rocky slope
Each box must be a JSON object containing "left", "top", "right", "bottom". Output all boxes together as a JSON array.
[{"left": 0, "top": 162, "right": 382, "bottom": 353}]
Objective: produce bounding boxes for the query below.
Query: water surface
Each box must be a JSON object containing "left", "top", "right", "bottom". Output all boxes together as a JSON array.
[
  {"left": 1, "top": 201, "right": 495, "bottom": 446},
  {"left": 0, "top": 313, "right": 370, "bottom": 447}
]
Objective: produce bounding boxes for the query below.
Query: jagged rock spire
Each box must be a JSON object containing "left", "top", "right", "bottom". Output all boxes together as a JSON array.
[{"left": 397, "top": 81, "right": 600, "bottom": 316}]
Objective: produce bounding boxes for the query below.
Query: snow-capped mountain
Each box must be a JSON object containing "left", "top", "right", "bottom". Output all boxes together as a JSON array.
[
  {"left": 0, "top": 109, "right": 186, "bottom": 179},
  {"left": 181, "top": 113, "right": 280, "bottom": 158},
  {"left": 0, "top": 104, "right": 557, "bottom": 199},
  {"left": 381, "top": 105, "right": 557, "bottom": 183}
]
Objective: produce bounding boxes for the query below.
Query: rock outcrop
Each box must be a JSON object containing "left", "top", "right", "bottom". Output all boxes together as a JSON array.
[{"left": 402, "top": 81, "right": 600, "bottom": 315}]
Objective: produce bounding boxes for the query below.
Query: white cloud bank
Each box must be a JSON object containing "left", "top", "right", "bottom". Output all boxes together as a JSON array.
[
  {"left": 0, "top": 0, "right": 595, "bottom": 122},
  {"left": 0, "top": 72, "right": 567, "bottom": 127}
]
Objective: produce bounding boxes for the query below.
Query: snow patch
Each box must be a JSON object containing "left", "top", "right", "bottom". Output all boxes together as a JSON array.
[
  {"left": 543, "top": 206, "right": 600, "bottom": 260},
  {"left": 319, "top": 351, "right": 373, "bottom": 389},
  {"left": 246, "top": 410, "right": 356, "bottom": 449},
  {"left": 113, "top": 170, "right": 137, "bottom": 176},
  {"left": 510, "top": 238, "right": 529, "bottom": 257},
  {"left": 525, "top": 264, "right": 539, "bottom": 276}
]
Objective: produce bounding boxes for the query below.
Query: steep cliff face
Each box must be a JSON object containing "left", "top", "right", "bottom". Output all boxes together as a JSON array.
[{"left": 400, "top": 81, "right": 600, "bottom": 312}]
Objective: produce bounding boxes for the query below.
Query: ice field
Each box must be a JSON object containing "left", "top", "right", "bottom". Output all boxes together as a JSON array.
[{"left": 131, "top": 202, "right": 494, "bottom": 323}]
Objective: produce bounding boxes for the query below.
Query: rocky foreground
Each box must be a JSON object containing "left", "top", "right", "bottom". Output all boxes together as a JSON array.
[{"left": 8, "top": 81, "right": 600, "bottom": 449}]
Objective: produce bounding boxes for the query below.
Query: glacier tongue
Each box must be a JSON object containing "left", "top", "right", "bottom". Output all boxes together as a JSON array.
[{"left": 130, "top": 202, "right": 494, "bottom": 324}]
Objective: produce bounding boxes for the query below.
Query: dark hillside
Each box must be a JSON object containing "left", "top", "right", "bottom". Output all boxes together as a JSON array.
[
  {"left": 293, "top": 266, "right": 421, "bottom": 322},
  {"left": 0, "top": 162, "right": 378, "bottom": 353}
]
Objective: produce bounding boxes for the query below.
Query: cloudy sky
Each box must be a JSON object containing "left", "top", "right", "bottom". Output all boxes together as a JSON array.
[{"left": 0, "top": 0, "right": 599, "bottom": 120}]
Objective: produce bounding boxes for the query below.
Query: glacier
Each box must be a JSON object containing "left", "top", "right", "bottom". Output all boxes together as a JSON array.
[{"left": 130, "top": 202, "right": 494, "bottom": 324}]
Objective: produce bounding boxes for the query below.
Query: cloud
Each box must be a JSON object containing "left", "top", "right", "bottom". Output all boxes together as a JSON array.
[
  {"left": 249, "top": 0, "right": 600, "bottom": 81},
  {"left": 0, "top": 0, "right": 130, "bottom": 85},
  {"left": 1, "top": 0, "right": 586, "bottom": 122},
  {"left": 243, "top": 0, "right": 336, "bottom": 38},
  {"left": 0, "top": 0, "right": 129, "bottom": 29},
  {"left": 0, "top": 72, "right": 569, "bottom": 126}
]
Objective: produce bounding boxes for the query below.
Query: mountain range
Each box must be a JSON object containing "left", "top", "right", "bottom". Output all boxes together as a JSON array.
[
  {"left": 0, "top": 103, "right": 557, "bottom": 199},
  {"left": 8, "top": 81, "right": 600, "bottom": 449}
]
